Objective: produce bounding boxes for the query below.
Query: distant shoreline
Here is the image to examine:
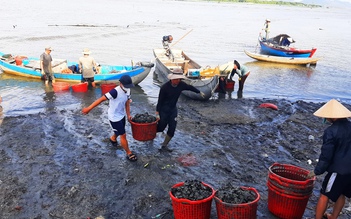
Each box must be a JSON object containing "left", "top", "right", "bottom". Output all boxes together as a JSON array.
[{"left": 196, "top": 0, "right": 322, "bottom": 8}]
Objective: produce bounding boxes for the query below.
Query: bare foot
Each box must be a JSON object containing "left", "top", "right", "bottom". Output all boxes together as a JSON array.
[{"left": 323, "top": 213, "right": 332, "bottom": 219}]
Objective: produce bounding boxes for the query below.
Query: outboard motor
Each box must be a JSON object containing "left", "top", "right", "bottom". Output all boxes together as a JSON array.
[{"left": 162, "top": 35, "right": 173, "bottom": 56}]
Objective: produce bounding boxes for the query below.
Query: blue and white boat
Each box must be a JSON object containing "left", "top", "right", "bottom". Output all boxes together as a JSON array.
[
  {"left": 0, "top": 52, "right": 154, "bottom": 85},
  {"left": 259, "top": 34, "right": 317, "bottom": 58}
]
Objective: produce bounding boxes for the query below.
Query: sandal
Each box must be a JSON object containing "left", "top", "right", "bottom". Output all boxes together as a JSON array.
[{"left": 126, "top": 153, "right": 137, "bottom": 162}]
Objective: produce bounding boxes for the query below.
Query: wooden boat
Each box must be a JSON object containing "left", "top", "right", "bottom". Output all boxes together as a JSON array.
[
  {"left": 153, "top": 48, "right": 219, "bottom": 101},
  {"left": 244, "top": 50, "right": 320, "bottom": 65},
  {"left": 259, "top": 34, "right": 317, "bottom": 58},
  {"left": 0, "top": 52, "right": 154, "bottom": 85}
]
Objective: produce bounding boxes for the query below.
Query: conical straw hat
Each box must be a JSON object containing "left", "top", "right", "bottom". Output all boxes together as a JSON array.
[{"left": 313, "top": 99, "right": 351, "bottom": 118}]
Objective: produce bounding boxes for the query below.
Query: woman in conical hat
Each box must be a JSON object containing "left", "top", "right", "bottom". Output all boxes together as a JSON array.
[
  {"left": 308, "top": 99, "right": 351, "bottom": 219},
  {"left": 313, "top": 99, "right": 351, "bottom": 119}
]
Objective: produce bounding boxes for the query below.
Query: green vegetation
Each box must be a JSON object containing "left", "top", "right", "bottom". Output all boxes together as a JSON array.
[{"left": 206, "top": 0, "right": 322, "bottom": 8}]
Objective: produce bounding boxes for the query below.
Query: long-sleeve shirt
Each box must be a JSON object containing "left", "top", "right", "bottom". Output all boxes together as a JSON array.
[
  {"left": 314, "top": 118, "right": 351, "bottom": 175},
  {"left": 230, "top": 64, "right": 250, "bottom": 79},
  {"left": 156, "top": 81, "right": 200, "bottom": 113}
]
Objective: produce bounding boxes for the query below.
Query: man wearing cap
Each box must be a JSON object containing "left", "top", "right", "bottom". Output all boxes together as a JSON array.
[
  {"left": 79, "top": 48, "right": 98, "bottom": 88},
  {"left": 156, "top": 68, "right": 205, "bottom": 151},
  {"left": 229, "top": 60, "right": 250, "bottom": 98},
  {"left": 40, "top": 47, "right": 55, "bottom": 86},
  {"left": 307, "top": 99, "right": 351, "bottom": 219},
  {"left": 82, "top": 75, "right": 137, "bottom": 161},
  {"left": 262, "top": 19, "right": 271, "bottom": 40}
]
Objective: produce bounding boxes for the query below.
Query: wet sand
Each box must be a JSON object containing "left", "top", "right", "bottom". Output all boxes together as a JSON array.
[{"left": 0, "top": 94, "right": 351, "bottom": 219}]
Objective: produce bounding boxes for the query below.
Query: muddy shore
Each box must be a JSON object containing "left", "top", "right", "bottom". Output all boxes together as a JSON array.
[{"left": 0, "top": 94, "right": 351, "bottom": 219}]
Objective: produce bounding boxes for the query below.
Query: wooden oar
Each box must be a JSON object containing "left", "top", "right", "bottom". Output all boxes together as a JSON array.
[{"left": 169, "top": 29, "right": 193, "bottom": 48}]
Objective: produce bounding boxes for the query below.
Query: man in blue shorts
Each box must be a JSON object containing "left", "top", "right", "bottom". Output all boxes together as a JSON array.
[
  {"left": 82, "top": 75, "right": 137, "bottom": 161},
  {"left": 307, "top": 99, "right": 351, "bottom": 219}
]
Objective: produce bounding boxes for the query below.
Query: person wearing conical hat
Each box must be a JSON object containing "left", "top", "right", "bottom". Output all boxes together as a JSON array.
[
  {"left": 155, "top": 68, "right": 205, "bottom": 152},
  {"left": 78, "top": 48, "right": 98, "bottom": 88},
  {"left": 307, "top": 99, "right": 351, "bottom": 219}
]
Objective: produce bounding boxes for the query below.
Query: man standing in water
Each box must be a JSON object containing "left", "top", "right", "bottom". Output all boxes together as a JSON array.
[
  {"left": 262, "top": 18, "right": 271, "bottom": 40},
  {"left": 307, "top": 99, "right": 351, "bottom": 219},
  {"left": 40, "top": 46, "right": 55, "bottom": 86},
  {"left": 79, "top": 48, "right": 98, "bottom": 88},
  {"left": 156, "top": 68, "right": 205, "bottom": 151},
  {"left": 82, "top": 75, "right": 137, "bottom": 162},
  {"left": 229, "top": 60, "right": 250, "bottom": 98}
]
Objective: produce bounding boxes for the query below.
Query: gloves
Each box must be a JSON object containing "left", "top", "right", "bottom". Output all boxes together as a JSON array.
[
  {"left": 156, "top": 114, "right": 160, "bottom": 120},
  {"left": 200, "top": 92, "right": 205, "bottom": 99},
  {"left": 307, "top": 171, "right": 316, "bottom": 179}
]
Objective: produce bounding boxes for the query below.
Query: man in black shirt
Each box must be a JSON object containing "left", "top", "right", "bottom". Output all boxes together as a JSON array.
[{"left": 156, "top": 68, "right": 205, "bottom": 151}]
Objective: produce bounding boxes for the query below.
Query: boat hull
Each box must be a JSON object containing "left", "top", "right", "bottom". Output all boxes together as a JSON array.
[
  {"left": 244, "top": 50, "right": 320, "bottom": 65},
  {"left": 153, "top": 48, "right": 218, "bottom": 100}
]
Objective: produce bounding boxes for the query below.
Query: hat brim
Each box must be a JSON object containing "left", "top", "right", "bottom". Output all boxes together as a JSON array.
[
  {"left": 168, "top": 74, "right": 186, "bottom": 80},
  {"left": 122, "top": 83, "right": 134, "bottom": 88},
  {"left": 313, "top": 99, "right": 351, "bottom": 118}
]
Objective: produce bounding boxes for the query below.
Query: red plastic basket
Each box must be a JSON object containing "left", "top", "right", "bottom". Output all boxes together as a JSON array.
[
  {"left": 14, "top": 55, "right": 28, "bottom": 66},
  {"left": 216, "top": 80, "right": 235, "bottom": 92},
  {"left": 52, "top": 82, "right": 70, "bottom": 92},
  {"left": 268, "top": 183, "right": 311, "bottom": 219},
  {"left": 267, "top": 178, "right": 313, "bottom": 197},
  {"left": 214, "top": 187, "right": 260, "bottom": 219},
  {"left": 225, "top": 81, "right": 235, "bottom": 90},
  {"left": 101, "top": 83, "right": 116, "bottom": 94},
  {"left": 170, "top": 182, "right": 215, "bottom": 219},
  {"left": 129, "top": 120, "right": 157, "bottom": 141},
  {"left": 71, "top": 82, "right": 88, "bottom": 92},
  {"left": 268, "top": 163, "right": 315, "bottom": 189}
]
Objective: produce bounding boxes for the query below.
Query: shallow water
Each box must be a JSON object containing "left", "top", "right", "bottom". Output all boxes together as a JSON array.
[{"left": 1, "top": 0, "right": 351, "bottom": 117}]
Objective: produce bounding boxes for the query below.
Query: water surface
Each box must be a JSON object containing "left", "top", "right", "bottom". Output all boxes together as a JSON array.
[{"left": 1, "top": 0, "right": 350, "bottom": 116}]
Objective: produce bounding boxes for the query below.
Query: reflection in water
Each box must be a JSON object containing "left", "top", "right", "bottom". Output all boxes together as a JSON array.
[
  {"left": 71, "top": 88, "right": 101, "bottom": 109},
  {"left": 43, "top": 90, "right": 56, "bottom": 112},
  {"left": 237, "top": 90, "right": 243, "bottom": 99}
]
